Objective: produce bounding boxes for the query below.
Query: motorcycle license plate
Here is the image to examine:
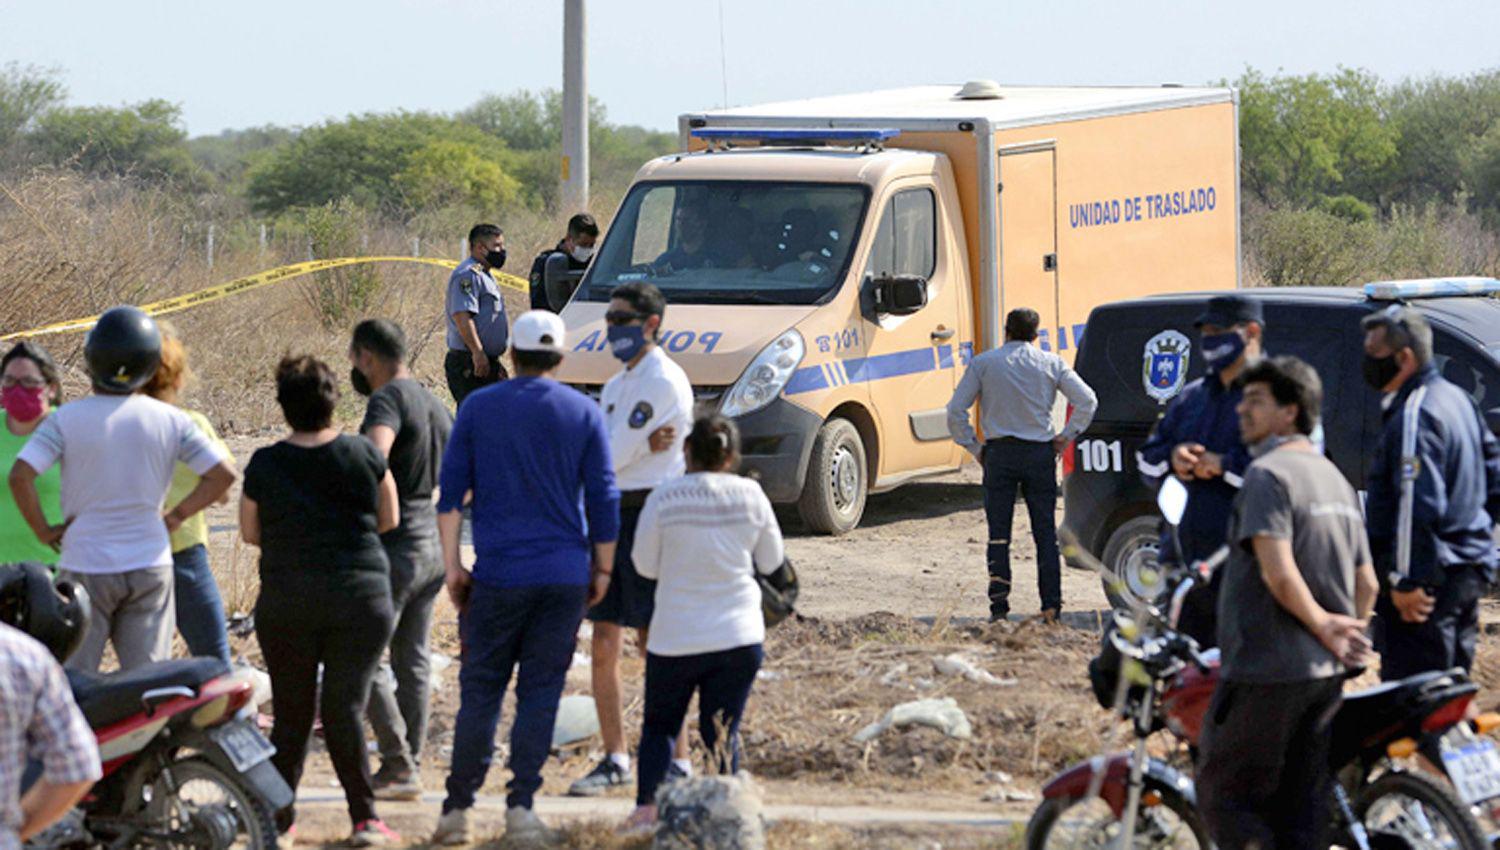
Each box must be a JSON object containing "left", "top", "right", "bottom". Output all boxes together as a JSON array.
[
  {"left": 1441, "top": 737, "right": 1500, "bottom": 805},
  {"left": 210, "top": 721, "right": 276, "bottom": 773}
]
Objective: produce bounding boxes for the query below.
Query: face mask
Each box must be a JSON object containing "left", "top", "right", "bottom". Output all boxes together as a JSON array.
[
  {"left": 349, "top": 367, "right": 372, "bottom": 397},
  {"left": 570, "top": 245, "right": 595, "bottom": 263},
  {"left": 1201, "top": 331, "right": 1245, "bottom": 371},
  {"left": 484, "top": 248, "right": 507, "bottom": 270},
  {"left": 1363, "top": 354, "right": 1401, "bottom": 390},
  {"left": 607, "top": 325, "right": 648, "bottom": 363},
  {"left": 1, "top": 384, "right": 46, "bottom": 422}
]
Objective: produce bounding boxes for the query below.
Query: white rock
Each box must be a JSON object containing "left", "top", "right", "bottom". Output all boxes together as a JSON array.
[
  {"left": 755, "top": 669, "right": 785, "bottom": 681},
  {"left": 429, "top": 652, "right": 453, "bottom": 675},
  {"left": 1005, "top": 790, "right": 1037, "bottom": 802},
  {"left": 982, "top": 770, "right": 1013, "bottom": 785},
  {"left": 852, "top": 697, "right": 973, "bottom": 743},
  {"left": 654, "top": 772, "right": 765, "bottom": 850},
  {"left": 933, "top": 654, "right": 1018, "bottom": 687},
  {"left": 551, "top": 694, "right": 600, "bottom": 749}
]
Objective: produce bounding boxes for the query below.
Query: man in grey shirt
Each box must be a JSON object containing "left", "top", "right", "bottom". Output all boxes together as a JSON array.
[
  {"left": 444, "top": 223, "right": 511, "bottom": 406},
  {"left": 1197, "top": 356, "right": 1377, "bottom": 850},
  {"left": 947, "top": 308, "right": 1097, "bottom": 622}
]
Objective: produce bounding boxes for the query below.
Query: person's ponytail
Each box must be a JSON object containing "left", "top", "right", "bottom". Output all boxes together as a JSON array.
[{"left": 686, "top": 414, "right": 740, "bottom": 472}]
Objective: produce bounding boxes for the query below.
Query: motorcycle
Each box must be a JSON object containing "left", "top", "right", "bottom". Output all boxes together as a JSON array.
[
  {"left": 2, "top": 563, "right": 291, "bottom": 850},
  {"left": 1025, "top": 478, "right": 1494, "bottom": 849}
]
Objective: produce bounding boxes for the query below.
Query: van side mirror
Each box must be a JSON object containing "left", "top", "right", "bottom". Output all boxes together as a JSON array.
[
  {"left": 1486, "top": 407, "right": 1500, "bottom": 438},
  {"left": 543, "top": 252, "right": 585, "bottom": 312},
  {"left": 872, "top": 274, "right": 928, "bottom": 316}
]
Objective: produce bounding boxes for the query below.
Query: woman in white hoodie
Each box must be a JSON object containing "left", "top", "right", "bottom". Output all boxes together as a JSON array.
[{"left": 626, "top": 415, "right": 785, "bottom": 828}]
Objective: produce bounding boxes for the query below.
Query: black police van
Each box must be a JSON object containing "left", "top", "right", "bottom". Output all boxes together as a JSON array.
[{"left": 1063, "top": 278, "right": 1500, "bottom": 608}]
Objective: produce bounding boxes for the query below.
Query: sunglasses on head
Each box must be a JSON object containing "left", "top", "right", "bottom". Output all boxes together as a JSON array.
[{"left": 605, "top": 310, "right": 647, "bottom": 326}]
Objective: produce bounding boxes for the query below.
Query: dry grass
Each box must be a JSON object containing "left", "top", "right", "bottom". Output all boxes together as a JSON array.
[{"left": 0, "top": 170, "right": 618, "bottom": 432}]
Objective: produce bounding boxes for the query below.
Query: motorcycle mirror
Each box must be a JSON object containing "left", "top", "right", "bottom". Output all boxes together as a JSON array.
[{"left": 1157, "top": 476, "right": 1189, "bottom": 528}]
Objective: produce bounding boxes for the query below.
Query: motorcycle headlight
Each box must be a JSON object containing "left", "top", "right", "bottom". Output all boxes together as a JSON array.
[{"left": 720, "top": 330, "right": 805, "bottom": 418}]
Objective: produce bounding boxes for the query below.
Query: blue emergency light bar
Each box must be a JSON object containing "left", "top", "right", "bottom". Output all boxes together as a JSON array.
[
  {"left": 1363, "top": 277, "right": 1500, "bottom": 301},
  {"left": 690, "top": 127, "right": 902, "bottom": 145}
]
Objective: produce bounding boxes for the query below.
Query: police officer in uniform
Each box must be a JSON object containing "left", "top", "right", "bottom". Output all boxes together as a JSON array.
[
  {"left": 528, "top": 213, "right": 599, "bottom": 311},
  {"left": 569, "top": 282, "right": 695, "bottom": 796},
  {"left": 1136, "top": 295, "right": 1264, "bottom": 646},
  {"left": 444, "top": 224, "right": 509, "bottom": 406},
  {"left": 1362, "top": 306, "right": 1500, "bottom": 681}
]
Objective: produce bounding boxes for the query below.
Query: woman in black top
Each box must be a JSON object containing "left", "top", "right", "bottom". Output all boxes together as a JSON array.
[{"left": 240, "top": 355, "right": 400, "bottom": 847}]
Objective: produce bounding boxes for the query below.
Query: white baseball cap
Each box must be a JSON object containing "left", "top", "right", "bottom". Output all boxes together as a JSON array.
[{"left": 512, "top": 310, "right": 567, "bottom": 353}]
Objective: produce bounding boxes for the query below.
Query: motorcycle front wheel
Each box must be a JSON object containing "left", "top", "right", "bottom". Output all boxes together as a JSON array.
[
  {"left": 1354, "top": 770, "right": 1489, "bottom": 850},
  {"left": 1025, "top": 784, "right": 1210, "bottom": 850},
  {"left": 144, "top": 757, "right": 279, "bottom": 850}
]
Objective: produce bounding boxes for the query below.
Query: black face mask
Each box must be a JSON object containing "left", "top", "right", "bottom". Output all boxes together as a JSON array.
[
  {"left": 1362, "top": 353, "right": 1401, "bottom": 391},
  {"left": 350, "top": 367, "right": 372, "bottom": 397},
  {"left": 484, "top": 248, "right": 507, "bottom": 270}
]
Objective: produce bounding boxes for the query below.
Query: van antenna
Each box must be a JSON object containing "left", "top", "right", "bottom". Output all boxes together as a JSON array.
[{"left": 717, "top": 0, "right": 729, "bottom": 108}]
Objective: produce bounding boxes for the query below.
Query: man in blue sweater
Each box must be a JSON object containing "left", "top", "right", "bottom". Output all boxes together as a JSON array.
[{"left": 430, "top": 311, "right": 620, "bottom": 846}]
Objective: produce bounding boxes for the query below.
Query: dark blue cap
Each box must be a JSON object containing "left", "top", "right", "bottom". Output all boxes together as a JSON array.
[{"left": 1193, "top": 295, "right": 1264, "bottom": 329}]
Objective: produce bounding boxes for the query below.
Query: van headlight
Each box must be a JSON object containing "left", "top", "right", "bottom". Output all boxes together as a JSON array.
[{"left": 721, "top": 330, "right": 805, "bottom": 418}]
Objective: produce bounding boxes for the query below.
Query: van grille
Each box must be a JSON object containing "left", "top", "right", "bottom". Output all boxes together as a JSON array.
[{"left": 568, "top": 384, "right": 727, "bottom": 416}]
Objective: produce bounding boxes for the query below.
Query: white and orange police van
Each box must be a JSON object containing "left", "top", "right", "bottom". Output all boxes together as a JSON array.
[{"left": 555, "top": 81, "right": 1240, "bottom": 534}]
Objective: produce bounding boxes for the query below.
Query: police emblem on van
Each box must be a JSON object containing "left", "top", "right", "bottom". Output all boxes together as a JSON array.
[{"left": 1143, "top": 330, "right": 1191, "bottom": 404}]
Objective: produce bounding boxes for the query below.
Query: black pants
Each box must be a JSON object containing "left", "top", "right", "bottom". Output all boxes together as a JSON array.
[
  {"left": 981, "top": 439, "right": 1061, "bottom": 617},
  {"left": 256, "top": 581, "right": 394, "bottom": 828},
  {"left": 444, "top": 349, "right": 506, "bottom": 407},
  {"left": 1197, "top": 677, "right": 1343, "bottom": 850},
  {"left": 1377, "top": 564, "right": 1487, "bottom": 681},
  {"left": 638, "top": 645, "right": 763, "bottom": 806}
]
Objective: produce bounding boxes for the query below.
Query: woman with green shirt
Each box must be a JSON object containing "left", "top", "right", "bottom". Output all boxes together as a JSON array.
[
  {"left": 0, "top": 342, "right": 64, "bottom": 567},
  {"left": 142, "top": 326, "right": 235, "bottom": 664}
]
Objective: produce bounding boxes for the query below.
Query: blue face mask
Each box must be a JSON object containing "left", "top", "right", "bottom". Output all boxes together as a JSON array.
[
  {"left": 607, "top": 325, "right": 648, "bottom": 363},
  {"left": 1200, "top": 330, "right": 1245, "bottom": 371}
]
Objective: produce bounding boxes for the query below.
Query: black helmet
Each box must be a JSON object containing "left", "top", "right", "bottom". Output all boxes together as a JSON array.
[
  {"left": 85, "top": 306, "right": 161, "bottom": 393},
  {"left": 0, "top": 563, "right": 90, "bottom": 663}
]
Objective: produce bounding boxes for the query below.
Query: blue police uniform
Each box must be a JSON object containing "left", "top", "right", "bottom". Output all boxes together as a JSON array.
[
  {"left": 1367, "top": 363, "right": 1500, "bottom": 680},
  {"left": 444, "top": 257, "right": 509, "bottom": 405},
  {"left": 1137, "top": 374, "right": 1249, "bottom": 646}
]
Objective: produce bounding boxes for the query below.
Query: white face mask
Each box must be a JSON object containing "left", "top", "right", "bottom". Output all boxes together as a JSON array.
[{"left": 570, "top": 245, "right": 595, "bottom": 263}]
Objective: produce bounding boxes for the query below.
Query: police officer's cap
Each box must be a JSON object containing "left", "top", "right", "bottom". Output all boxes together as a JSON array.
[
  {"left": 1192, "top": 295, "right": 1264, "bottom": 329},
  {"left": 84, "top": 305, "right": 162, "bottom": 393}
]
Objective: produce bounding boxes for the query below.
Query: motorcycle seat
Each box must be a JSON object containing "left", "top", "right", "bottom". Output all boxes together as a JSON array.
[{"left": 67, "top": 657, "right": 232, "bottom": 729}]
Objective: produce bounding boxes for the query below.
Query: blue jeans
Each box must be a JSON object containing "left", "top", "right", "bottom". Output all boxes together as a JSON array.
[
  {"left": 443, "top": 581, "right": 586, "bottom": 812},
  {"left": 637, "top": 644, "right": 763, "bottom": 806},
  {"left": 172, "top": 544, "right": 230, "bottom": 664}
]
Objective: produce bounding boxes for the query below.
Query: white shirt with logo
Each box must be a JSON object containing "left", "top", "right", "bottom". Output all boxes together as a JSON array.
[{"left": 600, "top": 347, "right": 694, "bottom": 492}]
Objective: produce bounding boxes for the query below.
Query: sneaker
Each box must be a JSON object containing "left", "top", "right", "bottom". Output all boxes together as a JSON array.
[
  {"left": 665, "top": 761, "right": 691, "bottom": 783},
  {"left": 568, "top": 757, "right": 631, "bottom": 797},
  {"left": 347, "top": 819, "right": 400, "bottom": 847},
  {"left": 621, "top": 804, "right": 657, "bottom": 835},
  {"left": 504, "top": 806, "right": 555, "bottom": 843},
  {"left": 1038, "top": 608, "right": 1061, "bottom": 625},
  {"left": 371, "top": 763, "right": 422, "bottom": 802},
  {"left": 431, "top": 808, "right": 471, "bottom": 846}
]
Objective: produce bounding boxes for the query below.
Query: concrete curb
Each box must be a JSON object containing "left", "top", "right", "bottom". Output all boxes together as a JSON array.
[{"left": 293, "top": 790, "right": 1019, "bottom": 828}]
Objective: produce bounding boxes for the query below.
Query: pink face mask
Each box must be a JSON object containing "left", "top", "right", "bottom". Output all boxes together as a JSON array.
[{"left": 1, "top": 384, "right": 46, "bottom": 423}]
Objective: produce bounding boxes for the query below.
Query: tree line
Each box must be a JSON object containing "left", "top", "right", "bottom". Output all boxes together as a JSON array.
[{"left": 4, "top": 62, "right": 1500, "bottom": 286}]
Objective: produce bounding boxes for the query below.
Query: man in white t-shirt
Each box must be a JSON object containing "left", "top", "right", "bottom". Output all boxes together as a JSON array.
[
  {"left": 570, "top": 283, "right": 695, "bottom": 797},
  {"left": 7, "top": 307, "right": 236, "bottom": 672}
]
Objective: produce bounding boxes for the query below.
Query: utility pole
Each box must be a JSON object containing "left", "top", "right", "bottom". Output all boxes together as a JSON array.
[{"left": 561, "top": 0, "right": 588, "bottom": 213}]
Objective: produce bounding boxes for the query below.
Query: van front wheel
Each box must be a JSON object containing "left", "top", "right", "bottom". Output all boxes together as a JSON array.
[{"left": 797, "top": 418, "right": 867, "bottom": 536}]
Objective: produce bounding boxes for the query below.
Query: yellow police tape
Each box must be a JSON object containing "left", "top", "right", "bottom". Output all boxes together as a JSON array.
[{"left": 0, "top": 256, "right": 532, "bottom": 342}]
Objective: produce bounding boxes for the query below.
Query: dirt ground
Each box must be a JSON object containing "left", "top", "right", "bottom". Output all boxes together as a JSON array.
[{"left": 198, "top": 439, "right": 1500, "bottom": 847}]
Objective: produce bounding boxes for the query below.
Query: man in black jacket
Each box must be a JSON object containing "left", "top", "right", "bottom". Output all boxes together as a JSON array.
[
  {"left": 528, "top": 213, "right": 599, "bottom": 311},
  {"left": 1362, "top": 305, "right": 1500, "bottom": 681}
]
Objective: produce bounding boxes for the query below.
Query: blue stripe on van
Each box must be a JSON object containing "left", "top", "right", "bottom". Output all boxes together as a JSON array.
[
  {"left": 937, "top": 344, "right": 954, "bottom": 369},
  {"left": 959, "top": 342, "right": 974, "bottom": 365},
  {"left": 844, "top": 348, "right": 936, "bottom": 383},
  {"left": 1038, "top": 329, "right": 1051, "bottom": 352},
  {"left": 1073, "top": 324, "right": 1087, "bottom": 350},
  {"left": 785, "top": 365, "right": 830, "bottom": 394}
]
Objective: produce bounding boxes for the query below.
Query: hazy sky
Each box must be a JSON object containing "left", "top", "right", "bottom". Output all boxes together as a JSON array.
[{"left": 3, "top": 0, "right": 1498, "bottom": 137}]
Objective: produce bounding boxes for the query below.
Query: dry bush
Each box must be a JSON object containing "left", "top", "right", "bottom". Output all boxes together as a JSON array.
[{"left": 0, "top": 170, "right": 609, "bottom": 432}]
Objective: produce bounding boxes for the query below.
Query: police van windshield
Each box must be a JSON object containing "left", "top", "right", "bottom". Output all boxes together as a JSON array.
[{"left": 578, "top": 181, "right": 869, "bottom": 306}]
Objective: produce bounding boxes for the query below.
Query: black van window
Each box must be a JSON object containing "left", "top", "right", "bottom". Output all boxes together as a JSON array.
[
  {"left": 865, "top": 188, "right": 936, "bottom": 280},
  {"left": 1434, "top": 336, "right": 1500, "bottom": 414}
]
